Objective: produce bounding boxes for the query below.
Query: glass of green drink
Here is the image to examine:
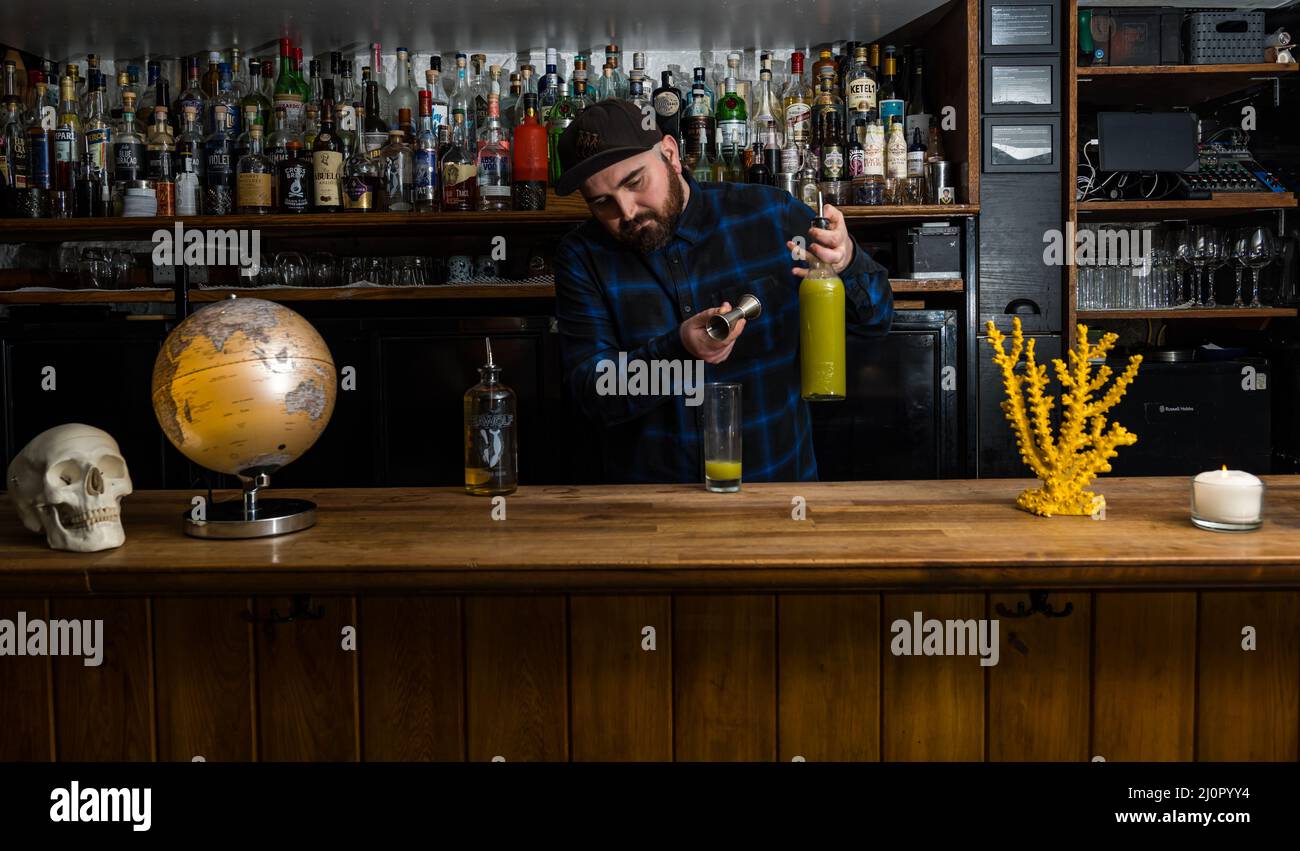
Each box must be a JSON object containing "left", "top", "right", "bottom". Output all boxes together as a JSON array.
[{"left": 703, "top": 382, "right": 742, "bottom": 492}]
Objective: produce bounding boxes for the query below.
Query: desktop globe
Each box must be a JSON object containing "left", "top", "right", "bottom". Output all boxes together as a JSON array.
[{"left": 150, "top": 295, "right": 337, "bottom": 538}]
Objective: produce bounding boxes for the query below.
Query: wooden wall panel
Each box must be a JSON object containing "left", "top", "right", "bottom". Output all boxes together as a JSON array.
[
  {"left": 465, "top": 596, "right": 567, "bottom": 761},
  {"left": 1093, "top": 592, "right": 1196, "bottom": 761},
  {"left": 256, "top": 595, "right": 358, "bottom": 761},
  {"left": 674, "top": 595, "right": 776, "bottom": 761},
  {"left": 882, "top": 594, "right": 985, "bottom": 761},
  {"left": 1197, "top": 591, "right": 1300, "bottom": 762},
  {"left": 988, "top": 592, "right": 1091, "bottom": 761},
  {"left": 777, "top": 594, "right": 880, "bottom": 761},
  {"left": 51, "top": 597, "right": 153, "bottom": 761},
  {"left": 569, "top": 595, "right": 672, "bottom": 761},
  {"left": 359, "top": 596, "right": 465, "bottom": 761},
  {"left": 153, "top": 596, "right": 254, "bottom": 761},
  {"left": 0, "top": 597, "right": 53, "bottom": 760}
]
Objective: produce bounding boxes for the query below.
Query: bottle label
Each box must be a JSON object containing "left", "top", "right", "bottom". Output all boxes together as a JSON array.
[
  {"left": 27, "top": 130, "right": 50, "bottom": 188},
  {"left": 338, "top": 103, "right": 357, "bottom": 132},
  {"left": 443, "top": 162, "right": 476, "bottom": 186},
  {"left": 719, "top": 119, "right": 747, "bottom": 149},
  {"left": 54, "top": 127, "right": 78, "bottom": 163},
  {"left": 822, "top": 148, "right": 844, "bottom": 180},
  {"left": 114, "top": 141, "right": 146, "bottom": 181},
  {"left": 154, "top": 181, "right": 175, "bottom": 216},
  {"left": 430, "top": 104, "right": 448, "bottom": 129},
  {"left": 237, "top": 172, "right": 272, "bottom": 208},
  {"left": 146, "top": 149, "right": 173, "bottom": 180},
  {"left": 342, "top": 177, "right": 373, "bottom": 210},
  {"left": 654, "top": 90, "right": 680, "bottom": 117},
  {"left": 887, "top": 140, "right": 908, "bottom": 179},
  {"left": 785, "top": 102, "right": 811, "bottom": 143},
  {"left": 879, "top": 99, "right": 904, "bottom": 126},
  {"left": 414, "top": 150, "right": 437, "bottom": 199},
  {"left": 175, "top": 172, "right": 200, "bottom": 215},
  {"left": 85, "top": 128, "right": 111, "bottom": 173},
  {"left": 279, "top": 161, "right": 310, "bottom": 211},
  {"left": 312, "top": 150, "right": 343, "bottom": 205},
  {"left": 905, "top": 113, "right": 931, "bottom": 141},
  {"left": 204, "top": 148, "right": 231, "bottom": 177},
  {"left": 907, "top": 150, "right": 926, "bottom": 178},
  {"left": 39, "top": 105, "right": 55, "bottom": 131},
  {"left": 848, "top": 148, "right": 866, "bottom": 178},
  {"left": 848, "top": 78, "right": 877, "bottom": 113},
  {"left": 8, "top": 133, "right": 28, "bottom": 189},
  {"left": 275, "top": 93, "right": 305, "bottom": 131}
]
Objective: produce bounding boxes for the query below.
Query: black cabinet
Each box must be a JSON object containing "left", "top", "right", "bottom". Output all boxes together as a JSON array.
[{"left": 977, "top": 331, "right": 1061, "bottom": 477}]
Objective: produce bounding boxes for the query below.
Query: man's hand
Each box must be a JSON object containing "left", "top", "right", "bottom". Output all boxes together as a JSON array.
[
  {"left": 787, "top": 203, "right": 856, "bottom": 278},
  {"left": 680, "top": 301, "right": 746, "bottom": 364}
]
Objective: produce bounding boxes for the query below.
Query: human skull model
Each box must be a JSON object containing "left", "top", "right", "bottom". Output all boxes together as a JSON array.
[{"left": 6, "top": 424, "right": 133, "bottom": 552}]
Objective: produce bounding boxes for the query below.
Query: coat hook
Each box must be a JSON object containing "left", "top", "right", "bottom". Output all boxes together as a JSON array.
[
  {"left": 240, "top": 594, "right": 325, "bottom": 627},
  {"left": 995, "top": 591, "right": 1073, "bottom": 619}
]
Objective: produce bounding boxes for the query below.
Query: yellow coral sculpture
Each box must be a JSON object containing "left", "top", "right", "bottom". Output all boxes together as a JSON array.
[{"left": 985, "top": 317, "right": 1142, "bottom": 517}]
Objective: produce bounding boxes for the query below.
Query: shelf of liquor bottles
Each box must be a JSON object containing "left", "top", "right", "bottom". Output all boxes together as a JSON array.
[{"left": 0, "top": 276, "right": 964, "bottom": 304}]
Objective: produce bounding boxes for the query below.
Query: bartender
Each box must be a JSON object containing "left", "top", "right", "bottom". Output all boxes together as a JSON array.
[{"left": 553, "top": 99, "right": 893, "bottom": 483}]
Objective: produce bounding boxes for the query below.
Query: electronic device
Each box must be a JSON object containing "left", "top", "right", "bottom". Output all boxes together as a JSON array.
[
  {"left": 896, "top": 225, "right": 962, "bottom": 279},
  {"left": 1183, "top": 142, "right": 1289, "bottom": 193},
  {"left": 1097, "top": 111, "right": 1198, "bottom": 172}
]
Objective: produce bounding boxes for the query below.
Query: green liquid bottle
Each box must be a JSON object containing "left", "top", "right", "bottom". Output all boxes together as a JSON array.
[{"left": 799, "top": 202, "right": 846, "bottom": 400}]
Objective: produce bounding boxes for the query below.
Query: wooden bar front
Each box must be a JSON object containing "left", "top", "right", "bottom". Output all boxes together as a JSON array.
[{"left": 2, "top": 476, "right": 1298, "bottom": 762}]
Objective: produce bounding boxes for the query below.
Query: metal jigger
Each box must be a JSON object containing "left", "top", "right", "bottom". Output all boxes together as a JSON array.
[
  {"left": 706, "top": 294, "right": 763, "bottom": 340},
  {"left": 183, "top": 472, "right": 318, "bottom": 539}
]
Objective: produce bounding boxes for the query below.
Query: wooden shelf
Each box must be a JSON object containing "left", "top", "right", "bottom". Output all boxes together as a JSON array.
[
  {"left": 0, "top": 277, "right": 964, "bottom": 305},
  {"left": 1078, "top": 307, "right": 1297, "bottom": 320},
  {"left": 1077, "top": 62, "right": 1297, "bottom": 107},
  {"left": 1077, "top": 193, "right": 1296, "bottom": 218},
  {"left": 840, "top": 203, "right": 979, "bottom": 222}
]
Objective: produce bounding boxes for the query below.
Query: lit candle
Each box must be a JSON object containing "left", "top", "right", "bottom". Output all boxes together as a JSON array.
[{"left": 1191, "top": 465, "right": 1264, "bottom": 531}]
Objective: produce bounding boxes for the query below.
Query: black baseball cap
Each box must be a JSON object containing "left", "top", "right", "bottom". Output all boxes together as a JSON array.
[{"left": 554, "top": 99, "right": 664, "bottom": 196}]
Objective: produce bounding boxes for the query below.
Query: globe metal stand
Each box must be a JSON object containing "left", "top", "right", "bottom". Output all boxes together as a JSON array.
[{"left": 183, "top": 472, "right": 318, "bottom": 539}]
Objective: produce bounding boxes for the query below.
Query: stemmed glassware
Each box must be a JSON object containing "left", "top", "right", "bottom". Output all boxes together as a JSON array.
[
  {"left": 1244, "top": 226, "right": 1277, "bottom": 308},
  {"left": 1230, "top": 229, "right": 1250, "bottom": 308},
  {"left": 1190, "top": 225, "right": 1221, "bottom": 308},
  {"left": 1167, "top": 228, "right": 1192, "bottom": 307}
]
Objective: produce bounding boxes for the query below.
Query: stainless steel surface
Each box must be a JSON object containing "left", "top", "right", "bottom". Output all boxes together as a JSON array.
[
  {"left": 705, "top": 292, "right": 762, "bottom": 340},
  {"left": 183, "top": 497, "right": 319, "bottom": 539}
]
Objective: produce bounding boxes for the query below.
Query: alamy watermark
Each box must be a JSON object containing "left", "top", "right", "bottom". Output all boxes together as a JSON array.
[
  {"left": 890, "top": 610, "right": 1000, "bottom": 667},
  {"left": 1043, "top": 223, "right": 1154, "bottom": 268},
  {"left": 151, "top": 222, "right": 262, "bottom": 276},
  {"left": 50, "top": 782, "right": 150, "bottom": 832},
  {"left": 0, "top": 611, "right": 103, "bottom": 666},
  {"left": 595, "top": 353, "right": 705, "bottom": 407}
]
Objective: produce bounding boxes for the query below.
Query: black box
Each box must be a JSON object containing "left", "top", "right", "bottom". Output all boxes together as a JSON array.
[
  {"left": 896, "top": 225, "right": 962, "bottom": 279},
  {"left": 1091, "top": 7, "right": 1183, "bottom": 66}
]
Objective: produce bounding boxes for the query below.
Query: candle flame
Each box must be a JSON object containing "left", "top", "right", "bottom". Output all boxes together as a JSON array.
[{"left": 1222, "top": 464, "right": 1228, "bottom": 471}]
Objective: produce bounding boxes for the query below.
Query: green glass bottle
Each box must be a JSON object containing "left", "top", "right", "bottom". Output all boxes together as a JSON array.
[
  {"left": 715, "top": 76, "right": 748, "bottom": 152},
  {"left": 799, "top": 201, "right": 846, "bottom": 400}
]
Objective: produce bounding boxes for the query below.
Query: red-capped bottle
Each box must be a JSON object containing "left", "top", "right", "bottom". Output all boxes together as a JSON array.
[{"left": 511, "top": 92, "right": 547, "bottom": 210}]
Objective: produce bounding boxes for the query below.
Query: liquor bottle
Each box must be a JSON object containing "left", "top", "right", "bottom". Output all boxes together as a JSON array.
[
  {"left": 837, "top": 42, "right": 859, "bottom": 102},
  {"left": 653, "top": 70, "right": 683, "bottom": 144},
  {"left": 140, "top": 61, "right": 166, "bottom": 115},
  {"left": 628, "top": 75, "right": 650, "bottom": 114},
  {"left": 174, "top": 105, "right": 204, "bottom": 215},
  {"left": 425, "top": 58, "right": 449, "bottom": 131},
  {"left": 275, "top": 114, "right": 312, "bottom": 214},
  {"left": 414, "top": 90, "right": 439, "bottom": 212},
  {"left": 819, "top": 113, "right": 845, "bottom": 182},
  {"left": 538, "top": 48, "right": 562, "bottom": 111},
  {"left": 390, "top": 47, "right": 419, "bottom": 130},
  {"left": 595, "top": 65, "right": 616, "bottom": 102},
  {"left": 274, "top": 38, "right": 305, "bottom": 133},
  {"left": 848, "top": 118, "right": 866, "bottom": 180},
  {"left": 234, "top": 121, "right": 272, "bottom": 214},
  {"left": 751, "top": 53, "right": 784, "bottom": 145},
  {"left": 811, "top": 49, "right": 837, "bottom": 89},
  {"left": 796, "top": 143, "right": 819, "bottom": 208},
  {"left": 2, "top": 60, "right": 30, "bottom": 213},
  {"left": 201, "top": 102, "right": 235, "bottom": 215},
  {"left": 927, "top": 125, "right": 946, "bottom": 163},
  {"left": 378, "top": 129, "right": 413, "bottom": 211},
  {"left": 238, "top": 61, "right": 269, "bottom": 134},
  {"left": 723, "top": 141, "right": 745, "bottom": 182},
  {"left": 53, "top": 76, "right": 81, "bottom": 203},
  {"left": 146, "top": 106, "right": 176, "bottom": 215},
  {"left": 778, "top": 134, "right": 802, "bottom": 177},
  {"left": 476, "top": 66, "right": 506, "bottom": 146},
  {"left": 878, "top": 46, "right": 904, "bottom": 130},
  {"left": 710, "top": 142, "right": 729, "bottom": 182},
  {"left": 799, "top": 202, "right": 846, "bottom": 400},
  {"left": 109, "top": 91, "right": 146, "bottom": 214},
  {"left": 692, "top": 67, "right": 715, "bottom": 113},
  {"left": 311, "top": 98, "right": 345, "bottom": 211},
  {"left": 546, "top": 76, "right": 588, "bottom": 186},
  {"left": 519, "top": 64, "right": 537, "bottom": 99},
  {"left": 845, "top": 45, "right": 877, "bottom": 126},
  {"left": 306, "top": 59, "right": 323, "bottom": 114},
  {"left": 302, "top": 103, "right": 319, "bottom": 150},
  {"left": 476, "top": 93, "right": 511, "bottom": 211},
  {"left": 864, "top": 119, "right": 885, "bottom": 177},
  {"left": 338, "top": 61, "right": 358, "bottom": 135},
  {"left": 783, "top": 52, "right": 812, "bottom": 149},
  {"left": 904, "top": 48, "right": 930, "bottom": 141},
  {"left": 109, "top": 70, "right": 129, "bottom": 125},
  {"left": 450, "top": 55, "right": 476, "bottom": 145},
  {"left": 683, "top": 90, "right": 716, "bottom": 165},
  {"left": 511, "top": 92, "right": 547, "bottom": 211},
  {"left": 631, "top": 52, "right": 646, "bottom": 90},
  {"left": 81, "top": 74, "right": 109, "bottom": 215},
  {"left": 293, "top": 47, "right": 311, "bottom": 106},
  {"left": 230, "top": 48, "right": 249, "bottom": 100},
  {"left": 470, "top": 54, "right": 489, "bottom": 132},
  {"left": 723, "top": 53, "right": 751, "bottom": 108},
  {"left": 691, "top": 144, "right": 715, "bottom": 184},
  {"left": 233, "top": 103, "right": 260, "bottom": 161},
  {"left": 746, "top": 140, "right": 772, "bottom": 185},
  {"left": 502, "top": 73, "right": 523, "bottom": 130},
  {"left": 605, "top": 44, "right": 628, "bottom": 99},
  {"left": 201, "top": 52, "right": 221, "bottom": 99},
  {"left": 869, "top": 43, "right": 882, "bottom": 79},
  {"left": 907, "top": 126, "right": 927, "bottom": 180},
  {"left": 716, "top": 76, "right": 748, "bottom": 152},
  {"left": 813, "top": 68, "right": 844, "bottom": 152},
  {"left": 464, "top": 338, "right": 518, "bottom": 496},
  {"left": 329, "top": 52, "right": 343, "bottom": 91},
  {"left": 885, "top": 116, "right": 907, "bottom": 181},
  {"left": 361, "top": 69, "right": 390, "bottom": 153},
  {"left": 441, "top": 111, "right": 476, "bottom": 211},
  {"left": 369, "top": 43, "right": 391, "bottom": 122},
  {"left": 24, "top": 75, "right": 53, "bottom": 214},
  {"left": 176, "top": 58, "right": 208, "bottom": 134}
]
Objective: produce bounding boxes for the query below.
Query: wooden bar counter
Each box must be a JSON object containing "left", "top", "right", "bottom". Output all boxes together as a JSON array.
[{"left": 2, "top": 476, "right": 1299, "bottom": 762}]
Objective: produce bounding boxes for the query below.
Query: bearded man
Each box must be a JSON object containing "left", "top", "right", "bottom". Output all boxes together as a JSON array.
[{"left": 553, "top": 99, "right": 894, "bottom": 483}]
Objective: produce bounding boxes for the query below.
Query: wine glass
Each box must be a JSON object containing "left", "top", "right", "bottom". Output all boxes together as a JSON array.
[
  {"left": 1244, "top": 226, "right": 1277, "bottom": 308},
  {"left": 273, "top": 251, "right": 309, "bottom": 287},
  {"left": 1230, "top": 229, "right": 1250, "bottom": 308},
  {"left": 1206, "top": 229, "right": 1233, "bottom": 308},
  {"left": 1167, "top": 228, "right": 1192, "bottom": 306},
  {"left": 1190, "top": 225, "right": 1221, "bottom": 308}
]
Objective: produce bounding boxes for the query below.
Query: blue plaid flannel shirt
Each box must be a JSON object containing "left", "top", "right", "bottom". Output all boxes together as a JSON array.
[{"left": 554, "top": 174, "right": 894, "bottom": 483}]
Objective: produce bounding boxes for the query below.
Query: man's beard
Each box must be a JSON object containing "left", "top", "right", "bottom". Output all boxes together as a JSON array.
[{"left": 616, "top": 160, "right": 685, "bottom": 254}]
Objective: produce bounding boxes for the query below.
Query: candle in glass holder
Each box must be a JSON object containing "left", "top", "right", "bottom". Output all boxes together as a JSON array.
[{"left": 1191, "top": 466, "right": 1263, "bottom": 532}]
